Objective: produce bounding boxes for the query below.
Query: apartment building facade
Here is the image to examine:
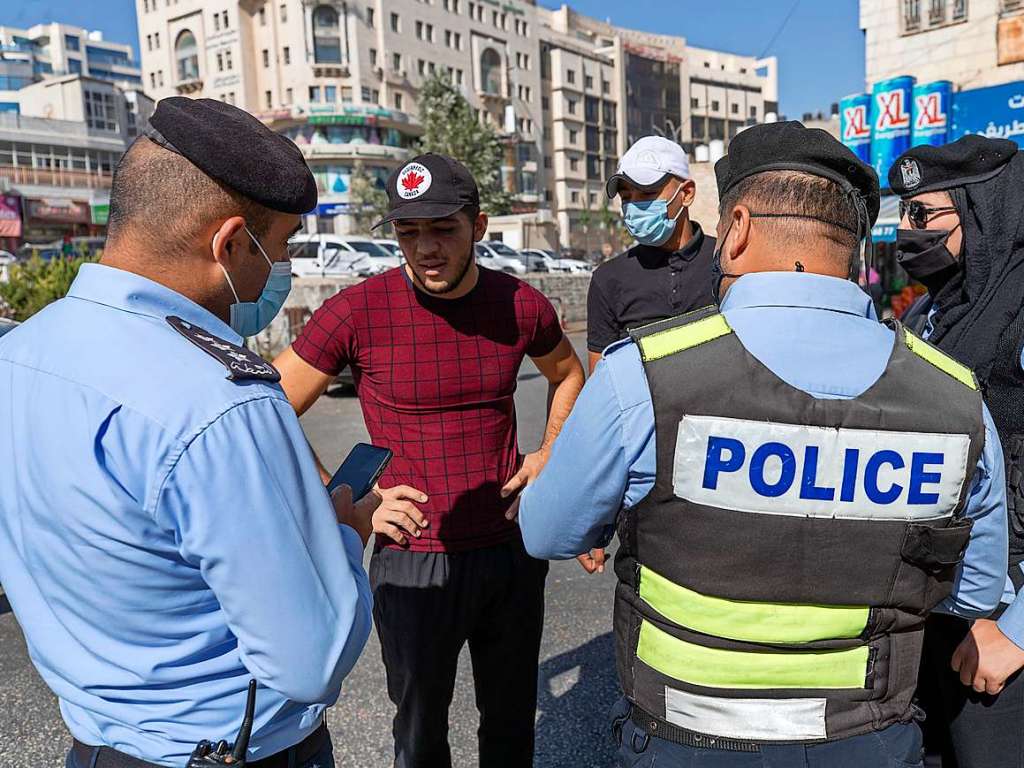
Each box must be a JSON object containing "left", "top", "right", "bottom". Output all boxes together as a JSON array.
[
  {"left": 862, "top": 0, "right": 1024, "bottom": 89},
  {"left": 0, "top": 24, "right": 141, "bottom": 114}
]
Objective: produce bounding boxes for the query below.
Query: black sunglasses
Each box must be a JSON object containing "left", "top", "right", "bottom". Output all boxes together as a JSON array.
[{"left": 899, "top": 200, "right": 958, "bottom": 229}]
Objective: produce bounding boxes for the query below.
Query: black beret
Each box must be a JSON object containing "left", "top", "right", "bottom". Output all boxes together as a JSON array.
[
  {"left": 715, "top": 121, "right": 881, "bottom": 226},
  {"left": 146, "top": 97, "right": 317, "bottom": 214},
  {"left": 889, "top": 134, "right": 1018, "bottom": 197}
]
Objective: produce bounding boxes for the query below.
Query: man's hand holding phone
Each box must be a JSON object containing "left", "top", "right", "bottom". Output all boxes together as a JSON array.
[
  {"left": 371, "top": 485, "right": 429, "bottom": 547},
  {"left": 331, "top": 484, "right": 375, "bottom": 547}
]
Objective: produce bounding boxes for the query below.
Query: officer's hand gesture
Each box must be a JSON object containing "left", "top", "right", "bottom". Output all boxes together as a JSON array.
[
  {"left": 577, "top": 548, "right": 606, "bottom": 575},
  {"left": 332, "top": 484, "right": 374, "bottom": 547},
  {"left": 951, "top": 618, "right": 1024, "bottom": 695}
]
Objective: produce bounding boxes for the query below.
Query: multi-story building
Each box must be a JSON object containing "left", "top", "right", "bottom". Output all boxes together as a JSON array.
[
  {"left": 135, "top": 0, "right": 545, "bottom": 232},
  {"left": 862, "top": 0, "right": 1024, "bottom": 89},
  {"left": 0, "top": 75, "right": 152, "bottom": 248},
  {"left": 0, "top": 23, "right": 142, "bottom": 114},
  {"left": 537, "top": 5, "right": 777, "bottom": 247}
]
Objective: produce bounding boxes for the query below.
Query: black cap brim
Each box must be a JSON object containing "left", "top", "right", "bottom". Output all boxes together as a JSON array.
[
  {"left": 605, "top": 172, "right": 670, "bottom": 199},
  {"left": 372, "top": 200, "right": 469, "bottom": 229}
]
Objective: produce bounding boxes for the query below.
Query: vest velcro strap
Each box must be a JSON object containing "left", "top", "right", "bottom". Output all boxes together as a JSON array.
[
  {"left": 635, "top": 314, "right": 732, "bottom": 362},
  {"left": 636, "top": 620, "right": 870, "bottom": 690},
  {"left": 903, "top": 331, "right": 978, "bottom": 390},
  {"left": 638, "top": 566, "right": 869, "bottom": 645}
]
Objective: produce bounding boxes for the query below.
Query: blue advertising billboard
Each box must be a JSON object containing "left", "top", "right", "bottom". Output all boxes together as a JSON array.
[
  {"left": 951, "top": 81, "right": 1024, "bottom": 145},
  {"left": 912, "top": 80, "right": 952, "bottom": 147},
  {"left": 840, "top": 93, "right": 872, "bottom": 163},
  {"left": 871, "top": 76, "right": 915, "bottom": 182}
]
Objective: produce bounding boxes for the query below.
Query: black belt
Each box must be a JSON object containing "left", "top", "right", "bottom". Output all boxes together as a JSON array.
[
  {"left": 629, "top": 705, "right": 762, "bottom": 753},
  {"left": 71, "top": 721, "right": 328, "bottom": 768}
]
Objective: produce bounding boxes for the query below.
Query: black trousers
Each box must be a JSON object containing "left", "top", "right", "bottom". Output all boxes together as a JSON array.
[
  {"left": 369, "top": 538, "right": 549, "bottom": 768},
  {"left": 919, "top": 613, "right": 1024, "bottom": 767}
]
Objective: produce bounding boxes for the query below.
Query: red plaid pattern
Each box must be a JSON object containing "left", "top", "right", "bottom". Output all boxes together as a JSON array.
[{"left": 293, "top": 267, "right": 563, "bottom": 552}]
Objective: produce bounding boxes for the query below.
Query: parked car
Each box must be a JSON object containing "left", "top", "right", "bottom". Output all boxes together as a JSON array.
[
  {"left": 374, "top": 239, "right": 403, "bottom": 259},
  {"left": 521, "top": 248, "right": 592, "bottom": 274},
  {"left": 475, "top": 241, "right": 527, "bottom": 274},
  {"left": 517, "top": 249, "right": 557, "bottom": 273},
  {"left": 288, "top": 234, "right": 400, "bottom": 277}
]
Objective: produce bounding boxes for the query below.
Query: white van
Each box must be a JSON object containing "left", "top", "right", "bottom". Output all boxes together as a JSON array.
[{"left": 288, "top": 234, "right": 402, "bottom": 278}]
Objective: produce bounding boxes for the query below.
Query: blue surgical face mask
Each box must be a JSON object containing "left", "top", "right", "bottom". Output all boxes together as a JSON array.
[
  {"left": 216, "top": 225, "right": 292, "bottom": 337},
  {"left": 623, "top": 182, "right": 685, "bottom": 247}
]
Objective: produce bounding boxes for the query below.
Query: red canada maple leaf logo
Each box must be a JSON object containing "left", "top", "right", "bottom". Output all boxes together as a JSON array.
[{"left": 401, "top": 171, "right": 425, "bottom": 192}]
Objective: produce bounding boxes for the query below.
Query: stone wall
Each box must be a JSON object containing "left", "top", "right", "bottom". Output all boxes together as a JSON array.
[{"left": 250, "top": 271, "right": 593, "bottom": 359}]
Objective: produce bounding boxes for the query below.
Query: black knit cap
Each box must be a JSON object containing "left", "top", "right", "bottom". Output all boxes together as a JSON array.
[
  {"left": 715, "top": 121, "right": 881, "bottom": 227},
  {"left": 889, "top": 134, "right": 1018, "bottom": 197},
  {"left": 374, "top": 153, "right": 480, "bottom": 228},
  {"left": 145, "top": 97, "right": 318, "bottom": 214}
]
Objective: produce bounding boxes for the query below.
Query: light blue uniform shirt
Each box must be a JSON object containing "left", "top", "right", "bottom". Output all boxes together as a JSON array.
[
  {"left": 0, "top": 264, "right": 372, "bottom": 767},
  {"left": 521, "top": 272, "right": 1008, "bottom": 619}
]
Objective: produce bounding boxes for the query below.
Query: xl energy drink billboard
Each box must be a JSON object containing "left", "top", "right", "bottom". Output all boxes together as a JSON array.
[
  {"left": 870, "top": 76, "right": 914, "bottom": 182},
  {"left": 912, "top": 80, "right": 952, "bottom": 147},
  {"left": 839, "top": 93, "right": 872, "bottom": 163}
]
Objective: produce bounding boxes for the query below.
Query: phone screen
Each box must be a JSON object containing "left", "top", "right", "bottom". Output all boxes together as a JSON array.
[{"left": 328, "top": 443, "right": 393, "bottom": 501}]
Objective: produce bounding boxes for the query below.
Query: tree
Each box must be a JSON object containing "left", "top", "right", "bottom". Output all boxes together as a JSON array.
[
  {"left": 416, "top": 73, "right": 513, "bottom": 216},
  {"left": 348, "top": 161, "right": 390, "bottom": 235},
  {"left": 0, "top": 254, "right": 96, "bottom": 321}
]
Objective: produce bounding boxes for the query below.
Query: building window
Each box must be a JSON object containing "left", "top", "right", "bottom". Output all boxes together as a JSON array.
[
  {"left": 570, "top": 157, "right": 579, "bottom": 171},
  {"left": 391, "top": 12, "right": 400, "bottom": 32},
  {"left": 455, "top": 68, "right": 464, "bottom": 85},
  {"left": 65, "top": 34, "right": 81, "bottom": 52},
  {"left": 147, "top": 34, "right": 153, "bottom": 52},
  {"left": 953, "top": 0, "right": 967, "bottom": 18},
  {"left": 567, "top": 69, "right": 576, "bottom": 84},
  {"left": 731, "top": 103, "right": 739, "bottom": 114},
  {"left": 418, "top": 59, "right": 426, "bottom": 76},
  {"left": 372, "top": 88, "right": 380, "bottom": 102},
  {"left": 283, "top": 46, "right": 290, "bottom": 65},
  {"left": 225, "top": 50, "right": 232, "bottom": 69},
  {"left": 362, "top": 85, "right": 371, "bottom": 100},
  {"left": 265, "top": 90, "right": 272, "bottom": 108},
  {"left": 262, "top": 48, "right": 270, "bottom": 67},
  {"left": 216, "top": 52, "right": 224, "bottom": 71},
  {"left": 480, "top": 48, "right": 502, "bottom": 95},
  {"left": 711, "top": 99, "right": 720, "bottom": 111},
  {"left": 310, "top": 85, "right": 322, "bottom": 102},
  {"left": 571, "top": 190, "right": 580, "bottom": 204},
  {"left": 313, "top": 5, "right": 343, "bottom": 63},
  {"left": 367, "top": 7, "right": 375, "bottom": 27},
  {"left": 370, "top": 49, "right": 377, "bottom": 66},
  {"left": 175, "top": 30, "right": 200, "bottom": 81},
  {"left": 544, "top": 156, "right": 552, "bottom": 168},
  {"left": 84, "top": 89, "right": 118, "bottom": 131},
  {"left": 394, "top": 92, "right": 403, "bottom": 110},
  {"left": 567, "top": 98, "right": 577, "bottom": 114},
  {"left": 903, "top": 0, "right": 921, "bottom": 31},
  {"left": 569, "top": 128, "right": 578, "bottom": 143},
  {"left": 214, "top": 12, "right": 220, "bottom": 31},
  {"left": 324, "top": 85, "right": 336, "bottom": 101},
  {"left": 542, "top": 96, "right": 549, "bottom": 110},
  {"left": 158, "top": 70, "right": 164, "bottom": 86},
  {"left": 281, "top": 3, "right": 288, "bottom": 22},
  {"left": 150, "top": 72, "right": 156, "bottom": 88},
  {"left": 342, "top": 85, "right": 353, "bottom": 101},
  {"left": 228, "top": 91, "right": 235, "bottom": 104},
  {"left": 286, "top": 87, "right": 293, "bottom": 103},
  {"left": 750, "top": 105, "right": 757, "bottom": 118},
  {"left": 929, "top": 0, "right": 946, "bottom": 24},
  {"left": 222, "top": 11, "right": 229, "bottom": 28},
  {"left": 393, "top": 52, "right": 402, "bottom": 71},
  {"left": 691, "top": 97, "right": 699, "bottom": 108},
  {"left": 259, "top": 7, "right": 266, "bottom": 25},
  {"left": 585, "top": 74, "right": 593, "bottom": 89},
  {"left": 155, "top": 32, "right": 160, "bottom": 48}
]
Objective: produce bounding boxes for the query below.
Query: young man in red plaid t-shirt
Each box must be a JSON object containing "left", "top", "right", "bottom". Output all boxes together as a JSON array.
[{"left": 275, "top": 153, "right": 585, "bottom": 768}]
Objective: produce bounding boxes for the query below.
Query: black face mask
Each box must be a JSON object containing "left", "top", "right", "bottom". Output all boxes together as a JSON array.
[{"left": 895, "top": 225, "right": 961, "bottom": 294}]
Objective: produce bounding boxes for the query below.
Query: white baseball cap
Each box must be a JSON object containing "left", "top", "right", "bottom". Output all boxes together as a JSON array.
[{"left": 606, "top": 136, "right": 691, "bottom": 198}]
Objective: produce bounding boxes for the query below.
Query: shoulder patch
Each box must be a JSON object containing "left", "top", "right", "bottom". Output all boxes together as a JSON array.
[
  {"left": 903, "top": 329, "right": 978, "bottom": 390},
  {"left": 167, "top": 316, "right": 281, "bottom": 383}
]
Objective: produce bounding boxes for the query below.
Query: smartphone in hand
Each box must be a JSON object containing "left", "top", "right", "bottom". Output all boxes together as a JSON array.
[{"left": 328, "top": 443, "right": 393, "bottom": 501}]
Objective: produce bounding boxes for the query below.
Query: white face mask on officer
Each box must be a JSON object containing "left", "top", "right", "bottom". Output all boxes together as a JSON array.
[{"left": 213, "top": 226, "right": 292, "bottom": 337}]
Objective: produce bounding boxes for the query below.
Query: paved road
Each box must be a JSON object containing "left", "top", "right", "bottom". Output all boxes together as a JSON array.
[{"left": 0, "top": 331, "right": 624, "bottom": 767}]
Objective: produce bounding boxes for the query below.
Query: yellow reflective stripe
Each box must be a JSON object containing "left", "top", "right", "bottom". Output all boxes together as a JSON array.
[
  {"left": 637, "top": 620, "right": 870, "bottom": 690},
  {"left": 638, "top": 566, "right": 869, "bottom": 644},
  {"left": 637, "top": 314, "right": 732, "bottom": 362},
  {"left": 904, "top": 332, "right": 978, "bottom": 390}
]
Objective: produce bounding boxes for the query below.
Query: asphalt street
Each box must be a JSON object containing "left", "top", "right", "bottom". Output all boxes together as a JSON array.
[{"left": 0, "top": 330, "right": 624, "bottom": 767}]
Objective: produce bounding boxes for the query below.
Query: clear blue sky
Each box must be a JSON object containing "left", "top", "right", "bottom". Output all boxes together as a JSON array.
[{"left": 1, "top": 0, "right": 865, "bottom": 118}]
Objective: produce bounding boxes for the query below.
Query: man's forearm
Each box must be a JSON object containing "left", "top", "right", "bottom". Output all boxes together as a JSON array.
[{"left": 540, "top": 365, "right": 585, "bottom": 451}]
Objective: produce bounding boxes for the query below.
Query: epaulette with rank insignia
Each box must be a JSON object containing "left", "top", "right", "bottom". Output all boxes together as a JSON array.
[{"left": 167, "top": 316, "right": 280, "bottom": 383}]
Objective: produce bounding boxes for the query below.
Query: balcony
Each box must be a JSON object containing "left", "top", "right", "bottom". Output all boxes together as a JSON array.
[
  {"left": 0, "top": 164, "right": 113, "bottom": 190},
  {"left": 313, "top": 63, "right": 349, "bottom": 78},
  {"left": 175, "top": 77, "right": 203, "bottom": 95}
]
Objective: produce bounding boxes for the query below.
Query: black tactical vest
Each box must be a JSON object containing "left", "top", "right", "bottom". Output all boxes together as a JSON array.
[{"left": 614, "top": 306, "right": 985, "bottom": 746}]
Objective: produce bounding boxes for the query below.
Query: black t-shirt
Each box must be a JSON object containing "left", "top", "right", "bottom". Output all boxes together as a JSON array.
[{"left": 587, "top": 222, "right": 717, "bottom": 353}]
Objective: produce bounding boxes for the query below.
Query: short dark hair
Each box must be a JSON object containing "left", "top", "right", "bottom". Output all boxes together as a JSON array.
[
  {"left": 461, "top": 205, "right": 480, "bottom": 223},
  {"left": 720, "top": 170, "right": 861, "bottom": 269},
  {"left": 107, "top": 137, "right": 274, "bottom": 255}
]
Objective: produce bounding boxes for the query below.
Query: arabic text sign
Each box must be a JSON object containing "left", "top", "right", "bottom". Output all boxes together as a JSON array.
[{"left": 951, "top": 81, "right": 1024, "bottom": 146}]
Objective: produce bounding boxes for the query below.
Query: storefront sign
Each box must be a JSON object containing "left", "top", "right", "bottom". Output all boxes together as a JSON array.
[
  {"left": 26, "top": 198, "right": 90, "bottom": 224},
  {"left": 90, "top": 202, "right": 110, "bottom": 226},
  {"left": 309, "top": 114, "right": 377, "bottom": 126},
  {"left": 316, "top": 202, "right": 355, "bottom": 217},
  {"left": 951, "top": 81, "right": 1024, "bottom": 145},
  {"left": 0, "top": 194, "right": 23, "bottom": 238}
]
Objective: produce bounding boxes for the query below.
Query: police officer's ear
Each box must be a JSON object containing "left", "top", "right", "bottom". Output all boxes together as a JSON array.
[
  {"left": 210, "top": 216, "right": 249, "bottom": 270},
  {"left": 722, "top": 203, "right": 753, "bottom": 264},
  {"left": 472, "top": 212, "right": 489, "bottom": 243}
]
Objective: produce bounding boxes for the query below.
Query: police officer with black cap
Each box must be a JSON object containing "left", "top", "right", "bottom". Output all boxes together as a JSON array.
[
  {"left": 0, "top": 97, "right": 375, "bottom": 767},
  {"left": 518, "top": 120, "right": 1008, "bottom": 767},
  {"left": 891, "top": 135, "right": 1024, "bottom": 767}
]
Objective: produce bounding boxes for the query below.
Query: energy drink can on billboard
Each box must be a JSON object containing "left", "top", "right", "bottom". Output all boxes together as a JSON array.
[
  {"left": 871, "top": 75, "right": 915, "bottom": 185},
  {"left": 912, "top": 80, "right": 952, "bottom": 147},
  {"left": 840, "top": 93, "right": 872, "bottom": 163}
]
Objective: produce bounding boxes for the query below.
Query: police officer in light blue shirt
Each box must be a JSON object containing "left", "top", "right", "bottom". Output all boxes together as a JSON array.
[
  {"left": 519, "top": 122, "right": 1009, "bottom": 768},
  {"left": 0, "top": 98, "right": 374, "bottom": 768}
]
